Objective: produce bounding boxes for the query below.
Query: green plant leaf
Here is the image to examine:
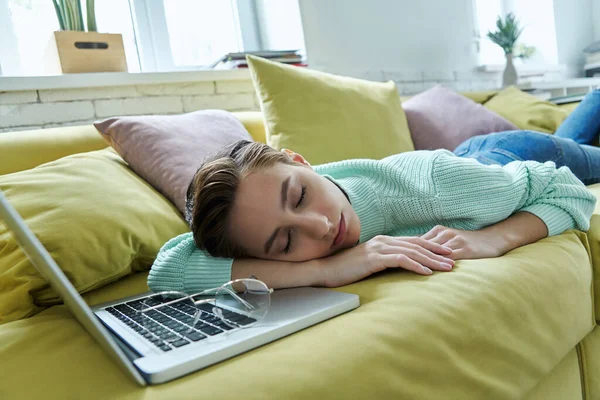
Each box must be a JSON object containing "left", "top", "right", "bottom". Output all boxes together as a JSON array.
[
  {"left": 60, "top": 0, "right": 73, "bottom": 30},
  {"left": 486, "top": 12, "right": 524, "bottom": 54},
  {"left": 86, "top": 0, "right": 97, "bottom": 32},
  {"left": 75, "top": 0, "right": 85, "bottom": 32},
  {"left": 52, "top": 0, "right": 66, "bottom": 30}
]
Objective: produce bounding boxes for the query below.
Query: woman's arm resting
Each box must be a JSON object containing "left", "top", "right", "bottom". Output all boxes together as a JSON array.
[
  {"left": 231, "top": 258, "right": 325, "bottom": 289},
  {"left": 422, "top": 211, "right": 549, "bottom": 259},
  {"left": 234, "top": 235, "right": 456, "bottom": 288},
  {"left": 482, "top": 211, "right": 548, "bottom": 255}
]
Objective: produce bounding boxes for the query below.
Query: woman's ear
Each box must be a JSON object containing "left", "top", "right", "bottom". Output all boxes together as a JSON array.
[{"left": 282, "top": 148, "right": 311, "bottom": 167}]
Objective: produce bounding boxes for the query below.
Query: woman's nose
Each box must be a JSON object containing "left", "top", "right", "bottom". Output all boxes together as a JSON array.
[{"left": 297, "top": 212, "right": 334, "bottom": 239}]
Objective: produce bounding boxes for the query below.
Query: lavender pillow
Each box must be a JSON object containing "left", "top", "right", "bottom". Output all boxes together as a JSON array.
[
  {"left": 94, "top": 110, "right": 253, "bottom": 214},
  {"left": 403, "top": 85, "right": 518, "bottom": 151}
]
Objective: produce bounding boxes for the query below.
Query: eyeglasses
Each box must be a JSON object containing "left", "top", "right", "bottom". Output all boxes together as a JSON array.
[{"left": 134, "top": 278, "right": 273, "bottom": 345}]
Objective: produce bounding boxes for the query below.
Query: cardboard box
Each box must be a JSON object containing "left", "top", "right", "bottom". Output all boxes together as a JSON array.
[{"left": 46, "top": 31, "right": 128, "bottom": 74}]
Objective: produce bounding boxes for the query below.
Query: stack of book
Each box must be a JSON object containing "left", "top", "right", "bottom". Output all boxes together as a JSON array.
[{"left": 210, "top": 50, "right": 306, "bottom": 69}]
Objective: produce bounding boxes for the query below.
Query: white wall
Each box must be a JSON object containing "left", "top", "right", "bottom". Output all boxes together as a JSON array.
[
  {"left": 298, "top": 0, "right": 496, "bottom": 92},
  {"left": 255, "top": 0, "right": 306, "bottom": 51},
  {"left": 594, "top": 1, "right": 600, "bottom": 41},
  {"left": 298, "top": 0, "right": 597, "bottom": 89},
  {"left": 299, "top": 0, "right": 479, "bottom": 74},
  {"left": 553, "top": 0, "right": 594, "bottom": 76}
]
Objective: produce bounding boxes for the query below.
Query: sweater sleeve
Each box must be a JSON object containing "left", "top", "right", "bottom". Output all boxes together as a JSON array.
[
  {"left": 147, "top": 232, "right": 233, "bottom": 293},
  {"left": 432, "top": 151, "right": 596, "bottom": 236}
]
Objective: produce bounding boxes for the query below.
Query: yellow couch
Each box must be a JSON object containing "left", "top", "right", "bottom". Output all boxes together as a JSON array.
[{"left": 1, "top": 107, "right": 600, "bottom": 399}]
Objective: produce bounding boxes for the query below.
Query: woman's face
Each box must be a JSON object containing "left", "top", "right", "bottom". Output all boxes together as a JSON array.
[{"left": 227, "top": 151, "right": 360, "bottom": 262}]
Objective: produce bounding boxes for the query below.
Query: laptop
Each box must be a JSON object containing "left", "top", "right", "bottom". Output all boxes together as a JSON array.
[{"left": 0, "top": 190, "right": 360, "bottom": 386}]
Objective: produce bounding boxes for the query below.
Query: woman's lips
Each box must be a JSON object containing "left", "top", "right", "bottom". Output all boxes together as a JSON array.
[{"left": 332, "top": 213, "right": 346, "bottom": 247}]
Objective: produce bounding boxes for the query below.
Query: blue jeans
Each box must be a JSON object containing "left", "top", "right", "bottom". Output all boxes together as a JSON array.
[{"left": 453, "top": 89, "right": 600, "bottom": 185}]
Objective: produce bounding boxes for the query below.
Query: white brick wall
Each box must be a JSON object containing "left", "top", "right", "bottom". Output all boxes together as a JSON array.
[
  {"left": 95, "top": 96, "right": 183, "bottom": 118},
  {"left": 0, "top": 79, "right": 259, "bottom": 131},
  {"left": 183, "top": 94, "right": 256, "bottom": 113},
  {"left": 38, "top": 86, "right": 140, "bottom": 102},
  {"left": 136, "top": 82, "right": 214, "bottom": 96},
  {"left": 0, "top": 70, "right": 502, "bottom": 132},
  {"left": 0, "top": 101, "right": 95, "bottom": 126},
  {"left": 0, "top": 91, "right": 38, "bottom": 105},
  {"left": 215, "top": 80, "right": 256, "bottom": 94}
]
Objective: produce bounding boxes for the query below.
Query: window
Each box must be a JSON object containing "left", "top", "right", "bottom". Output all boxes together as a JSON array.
[
  {"left": 163, "top": 0, "right": 242, "bottom": 67},
  {"left": 0, "top": 0, "right": 305, "bottom": 76},
  {"left": 0, "top": 0, "right": 140, "bottom": 76},
  {"left": 473, "top": 0, "right": 558, "bottom": 66}
]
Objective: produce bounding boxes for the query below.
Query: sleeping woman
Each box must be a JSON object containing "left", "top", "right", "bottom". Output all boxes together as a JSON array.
[{"left": 147, "top": 89, "right": 600, "bottom": 293}]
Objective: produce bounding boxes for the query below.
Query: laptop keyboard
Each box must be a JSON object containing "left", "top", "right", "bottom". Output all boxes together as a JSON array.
[{"left": 104, "top": 297, "right": 256, "bottom": 352}]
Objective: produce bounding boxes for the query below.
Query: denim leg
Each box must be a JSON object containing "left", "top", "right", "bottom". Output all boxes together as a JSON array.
[
  {"left": 554, "top": 89, "right": 600, "bottom": 144},
  {"left": 454, "top": 131, "right": 540, "bottom": 166},
  {"left": 454, "top": 130, "right": 600, "bottom": 185},
  {"left": 548, "top": 137, "right": 600, "bottom": 185}
]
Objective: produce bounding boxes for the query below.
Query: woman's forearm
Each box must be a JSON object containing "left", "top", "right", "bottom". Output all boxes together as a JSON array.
[
  {"left": 483, "top": 211, "right": 548, "bottom": 255},
  {"left": 231, "top": 257, "right": 324, "bottom": 289}
]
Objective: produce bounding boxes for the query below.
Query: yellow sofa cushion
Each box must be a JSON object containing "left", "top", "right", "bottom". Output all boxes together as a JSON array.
[
  {"left": 0, "top": 149, "right": 188, "bottom": 324},
  {"left": 460, "top": 90, "right": 500, "bottom": 104},
  {"left": 0, "top": 231, "right": 592, "bottom": 399},
  {"left": 583, "top": 183, "right": 600, "bottom": 319},
  {"left": 234, "top": 111, "right": 267, "bottom": 144},
  {"left": 483, "top": 86, "right": 570, "bottom": 133},
  {"left": 247, "top": 55, "right": 414, "bottom": 165},
  {"left": 0, "top": 125, "right": 108, "bottom": 175},
  {"left": 580, "top": 325, "right": 600, "bottom": 399}
]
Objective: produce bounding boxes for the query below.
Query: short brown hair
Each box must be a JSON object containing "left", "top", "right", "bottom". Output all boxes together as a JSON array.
[{"left": 186, "top": 140, "right": 295, "bottom": 258}]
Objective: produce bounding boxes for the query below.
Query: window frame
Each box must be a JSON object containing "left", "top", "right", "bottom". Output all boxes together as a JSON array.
[
  {"left": 129, "top": 0, "right": 263, "bottom": 72},
  {"left": 472, "top": 0, "right": 559, "bottom": 69},
  {"left": 0, "top": 0, "right": 21, "bottom": 76}
]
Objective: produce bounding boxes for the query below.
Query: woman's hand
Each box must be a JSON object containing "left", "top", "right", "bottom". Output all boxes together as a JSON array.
[
  {"left": 319, "top": 235, "right": 455, "bottom": 288},
  {"left": 421, "top": 214, "right": 548, "bottom": 260},
  {"left": 421, "top": 225, "right": 504, "bottom": 260}
]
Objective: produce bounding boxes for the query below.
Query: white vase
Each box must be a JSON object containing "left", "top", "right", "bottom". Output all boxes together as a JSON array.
[{"left": 502, "top": 53, "right": 518, "bottom": 87}]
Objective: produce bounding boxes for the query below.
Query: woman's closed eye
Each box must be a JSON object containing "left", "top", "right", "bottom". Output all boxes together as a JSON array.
[
  {"left": 296, "top": 185, "right": 306, "bottom": 208},
  {"left": 283, "top": 230, "right": 292, "bottom": 254},
  {"left": 284, "top": 185, "right": 307, "bottom": 254}
]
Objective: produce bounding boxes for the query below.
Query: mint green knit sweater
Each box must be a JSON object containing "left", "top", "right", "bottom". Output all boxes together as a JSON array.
[{"left": 148, "top": 150, "right": 596, "bottom": 293}]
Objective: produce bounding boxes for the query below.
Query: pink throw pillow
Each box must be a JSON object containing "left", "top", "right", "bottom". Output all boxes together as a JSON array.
[
  {"left": 403, "top": 85, "right": 518, "bottom": 151},
  {"left": 95, "top": 110, "right": 253, "bottom": 214}
]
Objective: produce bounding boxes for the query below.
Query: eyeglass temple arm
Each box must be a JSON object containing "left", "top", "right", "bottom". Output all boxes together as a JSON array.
[
  {"left": 139, "top": 284, "right": 273, "bottom": 313},
  {"left": 192, "top": 286, "right": 273, "bottom": 310},
  {"left": 193, "top": 286, "right": 255, "bottom": 309},
  {"left": 137, "top": 295, "right": 216, "bottom": 313},
  {"left": 138, "top": 290, "right": 252, "bottom": 313}
]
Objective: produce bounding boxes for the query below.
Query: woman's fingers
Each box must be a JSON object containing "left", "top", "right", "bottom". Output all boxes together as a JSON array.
[
  {"left": 403, "top": 248, "right": 453, "bottom": 271},
  {"left": 421, "top": 226, "right": 442, "bottom": 240},
  {"left": 443, "top": 236, "right": 464, "bottom": 249},
  {"left": 412, "top": 237, "right": 453, "bottom": 255},
  {"left": 379, "top": 248, "right": 452, "bottom": 274},
  {"left": 380, "top": 254, "right": 433, "bottom": 275},
  {"left": 384, "top": 238, "right": 454, "bottom": 265},
  {"left": 387, "top": 236, "right": 453, "bottom": 255},
  {"left": 427, "top": 230, "right": 456, "bottom": 245}
]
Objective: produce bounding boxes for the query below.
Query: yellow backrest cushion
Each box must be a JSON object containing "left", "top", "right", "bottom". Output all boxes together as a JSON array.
[
  {"left": 0, "top": 113, "right": 266, "bottom": 176},
  {"left": 247, "top": 55, "right": 414, "bottom": 165},
  {"left": 483, "top": 86, "right": 570, "bottom": 133},
  {"left": 234, "top": 111, "right": 267, "bottom": 143},
  {"left": 0, "top": 149, "right": 188, "bottom": 324},
  {"left": 0, "top": 125, "right": 108, "bottom": 175}
]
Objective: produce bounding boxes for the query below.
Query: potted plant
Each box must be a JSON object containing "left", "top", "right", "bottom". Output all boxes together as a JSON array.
[
  {"left": 486, "top": 13, "right": 526, "bottom": 87},
  {"left": 47, "top": 0, "right": 127, "bottom": 73}
]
